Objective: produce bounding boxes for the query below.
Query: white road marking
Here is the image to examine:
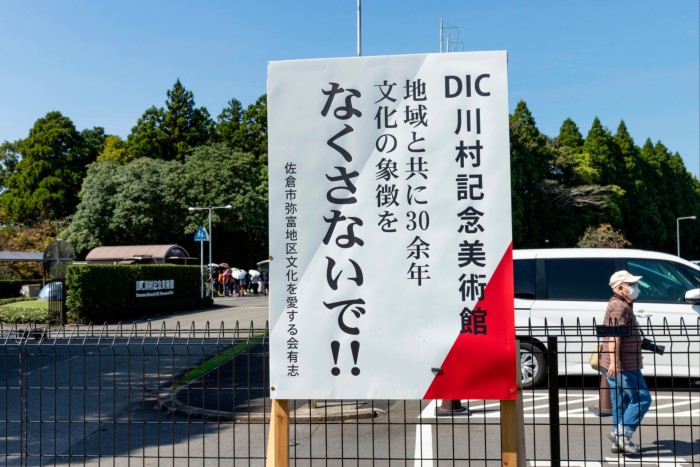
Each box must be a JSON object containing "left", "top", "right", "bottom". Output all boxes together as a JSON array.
[
  {"left": 529, "top": 459, "right": 691, "bottom": 467},
  {"left": 419, "top": 393, "right": 699, "bottom": 420},
  {"left": 415, "top": 396, "right": 696, "bottom": 466},
  {"left": 602, "top": 456, "right": 691, "bottom": 466},
  {"left": 413, "top": 424, "right": 433, "bottom": 467}
]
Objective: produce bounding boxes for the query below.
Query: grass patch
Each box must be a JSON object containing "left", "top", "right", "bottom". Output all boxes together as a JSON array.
[
  {"left": 175, "top": 334, "right": 267, "bottom": 387},
  {"left": 0, "top": 297, "right": 36, "bottom": 306},
  {"left": 0, "top": 299, "right": 50, "bottom": 323}
]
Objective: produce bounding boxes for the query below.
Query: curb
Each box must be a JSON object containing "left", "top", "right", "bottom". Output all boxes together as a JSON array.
[{"left": 157, "top": 387, "right": 383, "bottom": 423}]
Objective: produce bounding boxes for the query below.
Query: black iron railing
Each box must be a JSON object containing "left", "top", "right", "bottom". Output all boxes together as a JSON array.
[{"left": 1, "top": 321, "right": 698, "bottom": 465}]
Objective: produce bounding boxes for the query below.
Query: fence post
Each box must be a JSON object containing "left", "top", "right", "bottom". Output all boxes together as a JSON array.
[
  {"left": 266, "top": 399, "right": 289, "bottom": 467},
  {"left": 547, "top": 336, "right": 560, "bottom": 467},
  {"left": 500, "top": 340, "right": 525, "bottom": 467}
]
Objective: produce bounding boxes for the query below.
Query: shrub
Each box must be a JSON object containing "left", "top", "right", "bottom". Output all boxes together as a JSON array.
[
  {"left": 66, "top": 264, "right": 211, "bottom": 323},
  {"left": 577, "top": 223, "right": 632, "bottom": 248}
]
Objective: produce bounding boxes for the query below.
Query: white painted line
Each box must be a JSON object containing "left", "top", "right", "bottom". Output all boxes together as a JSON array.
[
  {"left": 413, "top": 424, "right": 433, "bottom": 467},
  {"left": 420, "top": 400, "right": 436, "bottom": 418},
  {"left": 649, "top": 400, "right": 696, "bottom": 411},
  {"left": 419, "top": 393, "right": 699, "bottom": 420},
  {"left": 529, "top": 462, "right": 602, "bottom": 466},
  {"left": 603, "top": 455, "right": 690, "bottom": 466},
  {"left": 530, "top": 459, "right": 691, "bottom": 467}
]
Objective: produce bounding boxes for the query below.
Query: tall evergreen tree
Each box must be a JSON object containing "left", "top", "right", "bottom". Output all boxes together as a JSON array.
[
  {"left": 555, "top": 118, "right": 598, "bottom": 186},
  {"left": 215, "top": 98, "right": 244, "bottom": 145},
  {"left": 238, "top": 95, "right": 268, "bottom": 163},
  {"left": 637, "top": 139, "right": 673, "bottom": 250},
  {"left": 583, "top": 117, "right": 622, "bottom": 186},
  {"left": 163, "top": 79, "right": 214, "bottom": 160},
  {"left": 557, "top": 118, "right": 584, "bottom": 150},
  {"left": 613, "top": 121, "right": 653, "bottom": 248},
  {"left": 0, "top": 112, "right": 100, "bottom": 223},
  {"left": 126, "top": 107, "right": 167, "bottom": 159},
  {"left": 126, "top": 79, "right": 214, "bottom": 161},
  {"left": 509, "top": 101, "right": 554, "bottom": 247}
]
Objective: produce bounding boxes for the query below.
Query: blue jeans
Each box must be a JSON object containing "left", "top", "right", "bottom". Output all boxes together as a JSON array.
[{"left": 603, "top": 368, "right": 652, "bottom": 438}]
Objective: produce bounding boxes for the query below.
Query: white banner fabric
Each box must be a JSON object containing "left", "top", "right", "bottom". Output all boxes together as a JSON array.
[{"left": 268, "top": 51, "right": 515, "bottom": 400}]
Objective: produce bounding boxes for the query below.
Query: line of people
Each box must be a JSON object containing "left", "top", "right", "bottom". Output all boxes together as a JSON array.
[{"left": 208, "top": 268, "right": 269, "bottom": 297}]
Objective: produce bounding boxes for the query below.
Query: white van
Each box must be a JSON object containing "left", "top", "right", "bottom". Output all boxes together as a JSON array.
[{"left": 513, "top": 248, "right": 700, "bottom": 387}]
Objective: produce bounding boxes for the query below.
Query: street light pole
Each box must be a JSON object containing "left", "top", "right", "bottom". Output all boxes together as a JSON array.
[
  {"left": 357, "top": 0, "right": 362, "bottom": 57},
  {"left": 676, "top": 216, "right": 696, "bottom": 257},
  {"left": 189, "top": 204, "right": 232, "bottom": 297}
]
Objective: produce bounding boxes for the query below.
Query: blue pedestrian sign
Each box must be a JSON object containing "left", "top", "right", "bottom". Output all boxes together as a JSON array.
[{"left": 194, "top": 226, "right": 209, "bottom": 242}]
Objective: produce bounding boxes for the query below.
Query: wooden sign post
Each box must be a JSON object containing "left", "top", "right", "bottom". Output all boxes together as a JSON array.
[
  {"left": 500, "top": 341, "right": 525, "bottom": 467},
  {"left": 265, "top": 399, "right": 289, "bottom": 467}
]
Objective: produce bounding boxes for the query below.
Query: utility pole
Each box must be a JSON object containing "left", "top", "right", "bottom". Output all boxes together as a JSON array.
[
  {"left": 357, "top": 0, "right": 362, "bottom": 56},
  {"left": 440, "top": 18, "right": 460, "bottom": 52}
]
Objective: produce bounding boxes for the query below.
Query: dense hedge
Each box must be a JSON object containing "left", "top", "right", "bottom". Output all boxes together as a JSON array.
[{"left": 65, "top": 265, "right": 212, "bottom": 323}]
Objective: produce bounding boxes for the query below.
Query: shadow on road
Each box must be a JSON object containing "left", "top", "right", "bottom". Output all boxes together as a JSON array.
[{"left": 174, "top": 343, "right": 270, "bottom": 415}]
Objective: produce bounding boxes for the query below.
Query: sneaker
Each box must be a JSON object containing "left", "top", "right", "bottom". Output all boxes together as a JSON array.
[
  {"left": 609, "top": 433, "right": 640, "bottom": 455},
  {"left": 607, "top": 432, "right": 617, "bottom": 444}
]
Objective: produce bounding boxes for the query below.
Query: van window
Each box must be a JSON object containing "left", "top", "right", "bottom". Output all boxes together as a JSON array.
[
  {"left": 514, "top": 259, "right": 535, "bottom": 298},
  {"left": 544, "top": 258, "right": 616, "bottom": 300},
  {"left": 626, "top": 259, "right": 700, "bottom": 303}
]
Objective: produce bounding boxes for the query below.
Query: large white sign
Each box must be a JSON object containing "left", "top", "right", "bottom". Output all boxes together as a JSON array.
[{"left": 268, "top": 51, "right": 515, "bottom": 400}]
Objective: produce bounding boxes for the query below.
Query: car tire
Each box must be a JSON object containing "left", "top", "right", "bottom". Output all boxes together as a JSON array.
[{"left": 520, "top": 342, "right": 547, "bottom": 389}]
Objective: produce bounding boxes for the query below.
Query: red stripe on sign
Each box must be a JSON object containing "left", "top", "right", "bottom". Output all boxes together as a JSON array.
[{"left": 423, "top": 245, "right": 517, "bottom": 400}]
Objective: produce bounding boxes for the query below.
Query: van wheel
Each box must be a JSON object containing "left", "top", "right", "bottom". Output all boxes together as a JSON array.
[{"left": 520, "top": 342, "right": 547, "bottom": 388}]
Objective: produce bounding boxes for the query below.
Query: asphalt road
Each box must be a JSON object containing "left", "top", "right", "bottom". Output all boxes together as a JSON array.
[{"left": 122, "top": 293, "right": 271, "bottom": 329}]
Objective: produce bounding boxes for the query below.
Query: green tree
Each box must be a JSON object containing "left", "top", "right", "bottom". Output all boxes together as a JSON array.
[
  {"left": 580, "top": 118, "right": 625, "bottom": 225},
  {"left": 612, "top": 122, "right": 659, "bottom": 249},
  {"left": 81, "top": 127, "right": 107, "bottom": 160},
  {"left": 555, "top": 119, "right": 599, "bottom": 186},
  {"left": 238, "top": 95, "right": 268, "bottom": 163},
  {"left": 215, "top": 98, "right": 244, "bottom": 145},
  {"left": 98, "top": 135, "right": 132, "bottom": 164},
  {"left": 0, "top": 112, "right": 99, "bottom": 223},
  {"left": 556, "top": 118, "right": 584, "bottom": 150},
  {"left": 164, "top": 79, "right": 214, "bottom": 160},
  {"left": 62, "top": 144, "right": 269, "bottom": 265},
  {"left": 509, "top": 101, "right": 557, "bottom": 246},
  {"left": 126, "top": 79, "right": 214, "bottom": 161},
  {"left": 183, "top": 143, "right": 268, "bottom": 265},
  {"left": 583, "top": 118, "right": 623, "bottom": 186},
  {"left": 214, "top": 95, "right": 268, "bottom": 164},
  {"left": 126, "top": 106, "right": 167, "bottom": 159},
  {"left": 0, "top": 140, "right": 20, "bottom": 192},
  {"left": 61, "top": 158, "right": 187, "bottom": 255}
]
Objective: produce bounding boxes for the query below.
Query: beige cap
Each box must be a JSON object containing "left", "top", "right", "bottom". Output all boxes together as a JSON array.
[{"left": 609, "top": 270, "right": 643, "bottom": 289}]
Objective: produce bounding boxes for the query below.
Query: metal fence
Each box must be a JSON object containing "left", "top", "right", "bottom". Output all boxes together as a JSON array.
[
  {"left": 1, "top": 321, "right": 698, "bottom": 466},
  {"left": 46, "top": 280, "right": 66, "bottom": 324}
]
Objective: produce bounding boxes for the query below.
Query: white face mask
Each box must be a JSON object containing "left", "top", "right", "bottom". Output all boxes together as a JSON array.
[{"left": 624, "top": 284, "right": 640, "bottom": 300}]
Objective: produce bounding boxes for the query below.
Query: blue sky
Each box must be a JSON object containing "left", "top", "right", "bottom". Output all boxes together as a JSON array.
[{"left": 1, "top": 1, "right": 698, "bottom": 177}]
